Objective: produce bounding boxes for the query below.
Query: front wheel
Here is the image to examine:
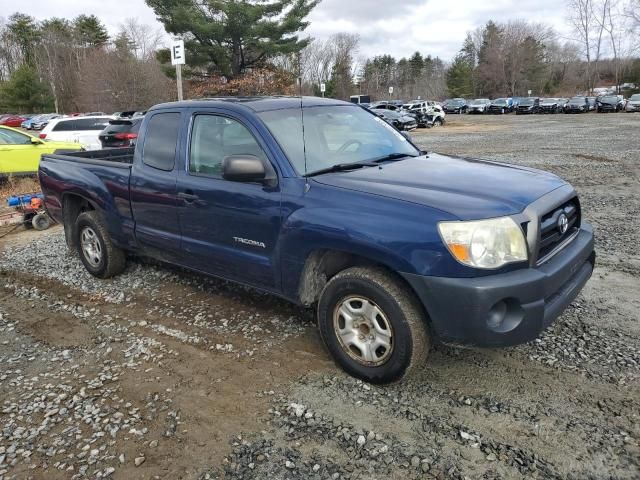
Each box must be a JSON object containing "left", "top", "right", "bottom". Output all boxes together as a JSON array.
[
  {"left": 317, "top": 267, "right": 430, "bottom": 384},
  {"left": 75, "top": 211, "right": 126, "bottom": 279}
]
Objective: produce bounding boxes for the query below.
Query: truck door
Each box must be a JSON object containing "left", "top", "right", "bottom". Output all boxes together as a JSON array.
[
  {"left": 130, "top": 111, "right": 184, "bottom": 262},
  {"left": 176, "top": 111, "right": 282, "bottom": 289}
]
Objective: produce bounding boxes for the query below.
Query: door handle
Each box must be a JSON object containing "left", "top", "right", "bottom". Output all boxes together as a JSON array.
[{"left": 178, "top": 191, "right": 199, "bottom": 204}]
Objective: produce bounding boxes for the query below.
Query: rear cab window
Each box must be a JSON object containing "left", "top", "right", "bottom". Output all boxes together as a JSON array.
[{"left": 142, "top": 113, "right": 180, "bottom": 171}]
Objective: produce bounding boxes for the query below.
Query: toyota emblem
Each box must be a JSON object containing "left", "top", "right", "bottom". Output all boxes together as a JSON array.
[{"left": 557, "top": 213, "right": 569, "bottom": 235}]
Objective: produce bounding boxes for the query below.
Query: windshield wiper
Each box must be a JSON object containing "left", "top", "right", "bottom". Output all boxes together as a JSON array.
[
  {"left": 370, "top": 152, "right": 419, "bottom": 164},
  {"left": 305, "top": 161, "right": 378, "bottom": 177}
]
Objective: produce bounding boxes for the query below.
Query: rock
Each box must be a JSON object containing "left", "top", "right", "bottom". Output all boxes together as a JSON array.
[
  {"left": 135, "top": 456, "right": 146, "bottom": 467},
  {"left": 486, "top": 453, "right": 497, "bottom": 461},
  {"left": 149, "top": 440, "right": 159, "bottom": 448},
  {"left": 119, "top": 454, "right": 125, "bottom": 464},
  {"left": 356, "top": 435, "right": 366, "bottom": 447},
  {"left": 411, "top": 456, "right": 421, "bottom": 468},
  {"left": 285, "top": 460, "right": 295, "bottom": 469}
]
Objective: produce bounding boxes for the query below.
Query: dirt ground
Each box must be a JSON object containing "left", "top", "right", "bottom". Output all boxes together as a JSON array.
[{"left": 0, "top": 113, "right": 638, "bottom": 480}]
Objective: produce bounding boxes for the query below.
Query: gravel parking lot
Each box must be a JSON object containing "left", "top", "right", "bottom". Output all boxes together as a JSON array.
[{"left": 0, "top": 113, "right": 638, "bottom": 480}]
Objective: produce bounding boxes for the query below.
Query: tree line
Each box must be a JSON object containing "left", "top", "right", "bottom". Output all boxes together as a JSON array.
[
  {"left": 447, "top": 0, "right": 640, "bottom": 98},
  {"left": 0, "top": 13, "right": 170, "bottom": 113}
]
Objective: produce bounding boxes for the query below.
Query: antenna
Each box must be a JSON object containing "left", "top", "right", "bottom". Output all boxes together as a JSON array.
[{"left": 298, "top": 74, "right": 310, "bottom": 189}]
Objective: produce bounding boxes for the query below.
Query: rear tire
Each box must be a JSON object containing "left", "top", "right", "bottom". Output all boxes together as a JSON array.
[
  {"left": 75, "top": 211, "right": 126, "bottom": 279},
  {"left": 317, "top": 267, "right": 430, "bottom": 384}
]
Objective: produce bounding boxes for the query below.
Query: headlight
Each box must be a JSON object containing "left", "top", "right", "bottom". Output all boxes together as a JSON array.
[{"left": 438, "top": 217, "right": 528, "bottom": 269}]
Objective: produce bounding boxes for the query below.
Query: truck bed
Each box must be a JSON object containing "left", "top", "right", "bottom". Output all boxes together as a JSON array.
[{"left": 45, "top": 147, "right": 134, "bottom": 167}]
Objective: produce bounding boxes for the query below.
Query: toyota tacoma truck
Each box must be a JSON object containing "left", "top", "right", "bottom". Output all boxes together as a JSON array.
[{"left": 39, "top": 97, "right": 595, "bottom": 384}]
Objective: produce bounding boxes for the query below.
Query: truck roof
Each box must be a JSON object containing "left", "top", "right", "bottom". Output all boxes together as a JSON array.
[{"left": 150, "top": 96, "right": 350, "bottom": 113}]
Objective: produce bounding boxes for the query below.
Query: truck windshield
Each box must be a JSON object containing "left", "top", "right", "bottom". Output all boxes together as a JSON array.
[{"left": 258, "top": 105, "right": 419, "bottom": 176}]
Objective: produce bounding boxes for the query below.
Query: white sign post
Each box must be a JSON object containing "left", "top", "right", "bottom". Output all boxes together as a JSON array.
[
  {"left": 388, "top": 86, "right": 394, "bottom": 98},
  {"left": 320, "top": 83, "right": 326, "bottom": 97},
  {"left": 171, "top": 39, "right": 186, "bottom": 101},
  {"left": 527, "top": 89, "right": 532, "bottom": 95}
]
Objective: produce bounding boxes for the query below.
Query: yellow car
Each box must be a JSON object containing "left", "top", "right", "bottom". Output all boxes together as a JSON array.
[{"left": 0, "top": 125, "right": 83, "bottom": 177}]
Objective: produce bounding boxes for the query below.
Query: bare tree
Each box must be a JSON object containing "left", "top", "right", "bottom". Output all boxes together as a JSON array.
[
  {"left": 119, "top": 18, "right": 165, "bottom": 61},
  {"left": 567, "top": 0, "right": 604, "bottom": 91},
  {"left": 624, "top": 0, "right": 640, "bottom": 53}
]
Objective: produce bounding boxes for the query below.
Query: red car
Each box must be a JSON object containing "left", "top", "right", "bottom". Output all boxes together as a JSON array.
[{"left": 0, "top": 115, "right": 26, "bottom": 127}]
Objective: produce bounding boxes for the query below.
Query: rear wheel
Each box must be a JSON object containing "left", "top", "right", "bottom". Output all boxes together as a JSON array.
[
  {"left": 32, "top": 213, "right": 51, "bottom": 231},
  {"left": 317, "top": 267, "right": 430, "bottom": 384},
  {"left": 75, "top": 211, "right": 126, "bottom": 278},
  {"left": 433, "top": 117, "right": 443, "bottom": 127}
]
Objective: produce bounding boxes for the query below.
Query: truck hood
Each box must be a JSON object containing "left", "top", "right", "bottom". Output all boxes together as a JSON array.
[{"left": 312, "top": 153, "right": 567, "bottom": 220}]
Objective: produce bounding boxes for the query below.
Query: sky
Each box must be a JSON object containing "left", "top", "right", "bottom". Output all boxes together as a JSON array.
[{"left": 6, "top": 0, "right": 574, "bottom": 61}]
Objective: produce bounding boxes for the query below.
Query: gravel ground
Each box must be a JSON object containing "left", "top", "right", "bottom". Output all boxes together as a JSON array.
[{"left": 0, "top": 113, "right": 638, "bottom": 479}]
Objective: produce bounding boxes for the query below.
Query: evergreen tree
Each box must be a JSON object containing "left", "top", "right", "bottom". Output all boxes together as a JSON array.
[
  {"left": 0, "top": 64, "right": 52, "bottom": 112},
  {"left": 409, "top": 51, "right": 423, "bottom": 78},
  {"left": 73, "top": 14, "right": 109, "bottom": 47},
  {"left": 446, "top": 53, "right": 473, "bottom": 98},
  {"left": 146, "top": 0, "right": 320, "bottom": 77},
  {"left": 6, "top": 13, "right": 40, "bottom": 66}
]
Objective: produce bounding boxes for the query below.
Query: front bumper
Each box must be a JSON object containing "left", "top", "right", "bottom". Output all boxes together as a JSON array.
[{"left": 402, "top": 223, "right": 595, "bottom": 347}]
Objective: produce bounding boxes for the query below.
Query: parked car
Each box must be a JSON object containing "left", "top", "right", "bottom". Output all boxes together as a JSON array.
[
  {"left": 32, "top": 114, "right": 63, "bottom": 131},
  {"left": 442, "top": 98, "right": 467, "bottom": 114},
  {"left": 402, "top": 101, "right": 445, "bottom": 127},
  {"left": 625, "top": 93, "right": 640, "bottom": 112},
  {"left": 39, "top": 96, "right": 595, "bottom": 384},
  {"left": 350, "top": 95, "right": 371, "bottom": 105},
  {"left": 538, "top": 98, "right": 564, "bottom": 114},
  {"left": 39, "top": 116, "right": 113, "bottom": 150},
  {"left": 84, "top": 111, "right": 107, "bottom": 117},
  {"left": 98, "top": 118, "right": 143, "bottom": 148},
  {"left": 403, "top": 100, "right": 429, "bottom": 114},
  {"left": 425, "top": 104, "right": 446, "bottom": 126},
  {"left": 373, "top": 109, "right": 417, "bottom": 131},
  {"left": 587, "top": 97, "right": 597, "bottom": 111},
  {"left": 511, "top": 97, "right": 526, "bottom": 108},
  {"left": 488, "top": 98, "right": 513, "bottom": 114},
  {"left": 0, "top": 125, "right": 82, "bottom": 177},
  {"left": 21, "top": 114, "right": 45, "bottom": 130},
  {"left": 0, "top": 115, "right": 27, "bottom": 128},
  {"left": 116, "top": 111, "right": 147, "bottom": 119},
  {"left": 371, "top": 101, "right": 406, "bottom": 112},
  {"left": 467, "top": 99, "right": 492, "bottom": 114},
  {"left": 515, "top": 97, "right": 540, "bottom": 114},
  {"left": 596, "top": 95, "right": 625, "bottom": 112},
  {"left": 564, "top": 96, "right": 590, "bottom": 113}
]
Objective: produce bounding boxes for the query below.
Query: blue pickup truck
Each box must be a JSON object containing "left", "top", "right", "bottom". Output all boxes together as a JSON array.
[{"left": 39, "top": 97, "right": 595, "bottom": 383}]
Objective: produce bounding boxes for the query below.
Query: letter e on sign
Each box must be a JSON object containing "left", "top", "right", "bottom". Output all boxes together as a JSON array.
[{"left": 171, "top": 39, "right": 185, "bottom": 66}]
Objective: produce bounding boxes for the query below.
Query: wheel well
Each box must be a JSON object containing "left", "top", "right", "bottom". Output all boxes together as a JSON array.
[
  {"left": 61, "top": 194, "right": 95, "bottom": 249},
  {"left": 298, "top": 249, "right": 419, "bottom": 308}
]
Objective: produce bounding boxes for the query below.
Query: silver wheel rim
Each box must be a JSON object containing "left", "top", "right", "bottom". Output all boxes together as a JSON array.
[
  {"left": 333, "top": 296, "right": 394, "bottom": 366},
  {"left": 80, "top": 227, "right": 102, "bottom": 266}
]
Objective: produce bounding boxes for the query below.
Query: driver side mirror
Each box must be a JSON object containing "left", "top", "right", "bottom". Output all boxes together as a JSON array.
[
  {"left": 222, "top": 155, "right": 275, "bottom": 185},
  {"left": 30, "top": 137, "right": 43, "bottom": 145}
]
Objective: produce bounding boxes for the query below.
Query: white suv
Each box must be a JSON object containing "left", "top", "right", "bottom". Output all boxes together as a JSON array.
[
  {"left": 403, "top": 100, "right": 446, "bottom": 126},
  {"left": 39, "top": 116, "right": 114, "bottom": 150}
]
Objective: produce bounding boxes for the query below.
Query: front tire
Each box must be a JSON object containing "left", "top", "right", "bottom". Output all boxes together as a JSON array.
[
  {"left": 317, "top": 267, "right": 430, "bottom": 384},
  {"left": 75, "top": 211, "right": 126, "bottom": 279}
]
